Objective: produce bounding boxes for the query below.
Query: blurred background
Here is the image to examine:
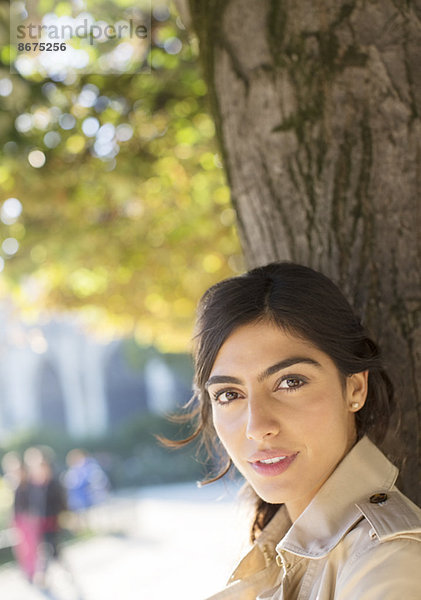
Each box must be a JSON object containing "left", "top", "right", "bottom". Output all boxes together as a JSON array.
[{"left": 0, "top": 0, "right": 247, "bottom": 598}]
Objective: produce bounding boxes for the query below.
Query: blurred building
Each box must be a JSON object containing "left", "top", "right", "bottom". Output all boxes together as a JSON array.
[{"left": 0, "top": 304, "right": 192, "bottom": 439}]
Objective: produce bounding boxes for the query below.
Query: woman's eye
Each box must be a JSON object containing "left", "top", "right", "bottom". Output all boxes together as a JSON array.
[
  {"left": 212, "top": 390, "right": 240, "bottom": 405},
  {"left": 278, "top": 376, "right": 305, "bottom": 391}
]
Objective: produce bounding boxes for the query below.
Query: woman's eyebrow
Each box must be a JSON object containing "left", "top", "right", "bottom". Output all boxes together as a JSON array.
[
  {"left": 205, "top": 375, "right": 242, "bottom": 389},
  {"left": 257, "top": 357, "right": 321, "bottom": 382},
  {"left": 205, "top": 357, "right": 321, "bottom": 389}
]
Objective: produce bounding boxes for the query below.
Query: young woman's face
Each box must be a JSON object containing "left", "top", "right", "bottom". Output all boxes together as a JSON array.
[{"left": 207, "top": 320, "right": 368, "bottom": 522}]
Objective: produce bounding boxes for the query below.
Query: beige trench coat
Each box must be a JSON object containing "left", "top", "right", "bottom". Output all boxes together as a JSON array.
[{"left": 206, "top": 437, "right": 421, "bottom": 600}]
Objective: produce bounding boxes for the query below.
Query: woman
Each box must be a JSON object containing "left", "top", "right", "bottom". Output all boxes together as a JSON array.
[{"left": 175, "top": 262, "right": 421, "bottom": 599}]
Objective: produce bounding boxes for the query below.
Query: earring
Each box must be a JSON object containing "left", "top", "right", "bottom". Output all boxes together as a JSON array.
[{"left": 351, "top": 402, "right": 360, "bottom": 410}]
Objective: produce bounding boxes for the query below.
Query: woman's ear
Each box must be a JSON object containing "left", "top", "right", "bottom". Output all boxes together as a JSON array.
[{"left": 346, "top": 370, "right": 368, "bottom": 412}]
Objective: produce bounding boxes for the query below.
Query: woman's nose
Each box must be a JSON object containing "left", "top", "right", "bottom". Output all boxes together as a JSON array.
[{"left": 246, "top": 396, "right": 281, "bottom": 441}]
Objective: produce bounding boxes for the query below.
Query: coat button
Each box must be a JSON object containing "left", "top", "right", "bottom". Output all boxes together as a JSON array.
[{"left": 369, "top": 492, "right": 388, "bottom": 504}]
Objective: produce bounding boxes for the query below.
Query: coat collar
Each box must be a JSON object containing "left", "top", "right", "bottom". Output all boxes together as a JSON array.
[{"left": 277, "top": 436, "right": 398, "bottom": 558}]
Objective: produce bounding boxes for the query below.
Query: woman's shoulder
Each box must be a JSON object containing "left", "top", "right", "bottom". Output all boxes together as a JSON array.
[
  {"left": 335, "top": 490, "right": 421, "bottom": 598},
  {"left": 354, "top": 487, "right": 421, "bottom": 543},
  {"left": 339, "top": 487, "right": 421, "bottom": 566}
]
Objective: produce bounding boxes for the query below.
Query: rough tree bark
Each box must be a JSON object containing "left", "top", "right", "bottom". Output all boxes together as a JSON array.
[{"left": 181, "top": 0, "right": 421, "bottom": 503}]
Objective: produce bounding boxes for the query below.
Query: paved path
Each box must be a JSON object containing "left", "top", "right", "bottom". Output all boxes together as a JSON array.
[{"left": 0, "top": 480, "right": 250, "bottom": 600}]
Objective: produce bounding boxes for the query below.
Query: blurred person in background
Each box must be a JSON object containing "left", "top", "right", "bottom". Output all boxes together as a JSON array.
[
  {"left": 23, "top": 446, "right": 68, "bottom": 588},
  {"left": 63, "top": 449, "right": 110, "bottom": 528},
  {"left": 1, "top": 451, "right": 36, "bottom": 582}
]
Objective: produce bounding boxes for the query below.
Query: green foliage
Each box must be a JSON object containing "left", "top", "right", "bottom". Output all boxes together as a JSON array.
[
  {"left": 0, "top": 411, "right": 205, "bottom": 488},
  {"left": 0, "top": 0, "right": 242, "bottom": 351},
  {"left": 108, "top": 413, "right": 205, "bottom": 486}
]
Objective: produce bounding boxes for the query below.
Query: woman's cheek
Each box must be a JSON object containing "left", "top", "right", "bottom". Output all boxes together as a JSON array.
[{"left": 213, "top": 408, "right": 240, "bottom": 444}]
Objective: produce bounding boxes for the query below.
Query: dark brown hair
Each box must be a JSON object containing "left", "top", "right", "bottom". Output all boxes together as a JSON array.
[{"left": 170, "top": 262, "right": 395, "bottom": 541}]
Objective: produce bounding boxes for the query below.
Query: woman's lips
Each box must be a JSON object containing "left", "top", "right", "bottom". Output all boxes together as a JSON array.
[{"left": 248, "top": 451, "right": 298, "bottom": 477}]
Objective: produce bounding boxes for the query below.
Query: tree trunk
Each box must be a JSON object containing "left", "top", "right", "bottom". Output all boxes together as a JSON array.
[{"left": 187, "top": 0, "right": 421, "bottom": 503}]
